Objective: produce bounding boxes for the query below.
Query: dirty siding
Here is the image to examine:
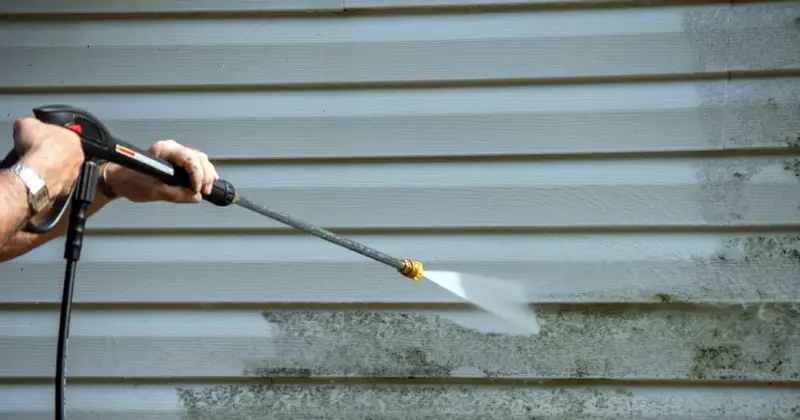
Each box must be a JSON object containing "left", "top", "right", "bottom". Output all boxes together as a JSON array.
[{"left": 0, "top": 0, "right": 799, "bottom": 419}]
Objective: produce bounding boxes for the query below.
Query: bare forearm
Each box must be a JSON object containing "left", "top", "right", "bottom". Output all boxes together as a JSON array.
[
  {"left": 0, "top": 191, "right": 113, "bottom": 262},
  {"left": 0, "top": 172, "right": 33, "bottom": 247}
]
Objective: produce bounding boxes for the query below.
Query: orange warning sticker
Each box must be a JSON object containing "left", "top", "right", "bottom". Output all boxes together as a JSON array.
[{"left": 115, "top": 145, "right": 136, "bottom": 158}]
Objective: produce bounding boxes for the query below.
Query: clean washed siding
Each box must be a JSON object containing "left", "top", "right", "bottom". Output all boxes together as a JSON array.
[{"left": 1, "top": 0, "right": 799, "bottom": 418}]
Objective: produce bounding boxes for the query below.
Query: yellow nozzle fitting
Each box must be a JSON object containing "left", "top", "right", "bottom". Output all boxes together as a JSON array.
[{"left": 399, "top": 259, "right": 424, "bottom": 281}]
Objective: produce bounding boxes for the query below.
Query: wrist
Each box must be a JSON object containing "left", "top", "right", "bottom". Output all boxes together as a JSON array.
[
  {"left": 14, "top": 155, "right": 53, "bottom": 216},
  {"left": 17, "top": 153, "right": 52, "bottom": 195},
  {"left": 98, "top": 161, "right": 120, "bottom": 200},
  {"left": 0, "top": 170, "right": 34, "bottom": 218}
]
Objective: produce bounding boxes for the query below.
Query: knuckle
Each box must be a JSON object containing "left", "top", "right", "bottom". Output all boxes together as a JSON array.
[
  {"left": 14, "top": 118, "right": 38, "bottom": 138},
  {"left": 153, "top": 139, "right": 177, "bottom": 150},
  {"left": 17, "top": 117, "right": 39, "bottom": 128}
]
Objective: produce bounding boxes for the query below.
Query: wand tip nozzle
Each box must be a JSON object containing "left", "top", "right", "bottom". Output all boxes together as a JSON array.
[
  {"left": 398, "top": 259, "right": 424, "bottom": 281},
  {"left": 399, "top": 259, "right": 424, "bottom": 281}
]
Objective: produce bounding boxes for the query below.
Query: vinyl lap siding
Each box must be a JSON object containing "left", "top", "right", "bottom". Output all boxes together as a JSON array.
[{"left": 1, "top": 0, "right": 799, "bottom": 418}]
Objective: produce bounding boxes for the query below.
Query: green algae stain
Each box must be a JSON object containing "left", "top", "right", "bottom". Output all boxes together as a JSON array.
[
  {"left": 691, "top": 344, "right": 745, "bottom": 379},
  {"left": 184, "top": 307, "right": 799, "bottom": 384},
  {"left": 654, "top": 293, "right": 691, "bottom": 303},
  {"left": 687, "top": 306, "right": 798, "bottom": 381},
  {"left": 714, "top": 235, "right": 800, "bottom": 264},
  {"left": 174, "top": 384, "right": 643, "bottom": 419}
]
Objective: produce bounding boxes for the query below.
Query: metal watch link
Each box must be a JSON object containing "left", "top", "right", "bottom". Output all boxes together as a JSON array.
[{"left": 9, "top": 162, "right": 50, "bottom": 214}]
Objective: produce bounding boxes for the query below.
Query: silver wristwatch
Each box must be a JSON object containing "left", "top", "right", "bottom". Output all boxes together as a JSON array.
[{"left": 9, "top": 162, "right": 49, "bottom": 214}]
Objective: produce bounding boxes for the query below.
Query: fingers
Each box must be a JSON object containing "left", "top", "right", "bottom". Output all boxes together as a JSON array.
[
  {"left": 149, "top": 139, "right": 217, "bottom": 204},
  {"left": 195, "top": 150, "right": 218, "bottom": 195}
]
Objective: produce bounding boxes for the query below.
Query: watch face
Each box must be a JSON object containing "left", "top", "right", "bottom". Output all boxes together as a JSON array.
[{"left": 31, "top": 188, "right": 49, "bottom": 212}]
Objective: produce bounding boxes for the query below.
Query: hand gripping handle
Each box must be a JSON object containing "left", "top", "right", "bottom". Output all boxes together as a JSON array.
[{"left": 33, "top": 104, "right": 237, "bottom": 207}]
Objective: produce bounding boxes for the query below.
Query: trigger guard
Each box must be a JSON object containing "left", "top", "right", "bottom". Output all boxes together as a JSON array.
[{"left": 2, "top": 148, "right": 74, "bottom": 234}]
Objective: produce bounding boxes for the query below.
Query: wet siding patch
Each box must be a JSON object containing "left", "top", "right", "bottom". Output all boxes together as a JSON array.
[{"left": 192, "top": 306, "right": 800, "bottom": 381}]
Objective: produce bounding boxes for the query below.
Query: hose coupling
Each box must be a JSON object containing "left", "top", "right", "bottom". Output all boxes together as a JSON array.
[{"left": 399, "top": 259, "right": 424, "bottom": 281}]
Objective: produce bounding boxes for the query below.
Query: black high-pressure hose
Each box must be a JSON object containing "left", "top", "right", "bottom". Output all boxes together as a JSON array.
[{"left": 4, "top": 105, "right": 424, "bottom": 420}]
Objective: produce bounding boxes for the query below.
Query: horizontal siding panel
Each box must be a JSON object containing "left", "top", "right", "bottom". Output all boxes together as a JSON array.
[
  {"left": 2, "top": 384, "right": 798, "bottom": 419},
  {"left": 1, "top": 233, "right": 798, "bottom": 304},
  {"left": 1, "top": 78, "right": 795, "bottom": 158},
  {"left": 0, "top": 0, "right": 342, "bottom": 14},
  {"left": 71, "top": 157, "right": 800, "bottom": 230},
  {"left": 0, "top": 5, "right": 735, "bottom": 89},
  {"left": 1, "top": 306, "right": 797, "bottom": 380},
  {"left": 0, "top": 0, "right": 671, "bottom": 14},
  {"left": 0, "top": 80, "right": 727, "bottom": 158},
  {"left": 346, "top": 0, "right": 629, "bottom": 7}
]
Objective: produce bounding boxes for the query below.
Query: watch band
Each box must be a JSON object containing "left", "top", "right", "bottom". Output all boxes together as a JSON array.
[
  {"left": 9, "top": 162, "right": 50, "bottom": 214},
  {"left": 97, "top": 160, "right": 118, "bottom": 200}
]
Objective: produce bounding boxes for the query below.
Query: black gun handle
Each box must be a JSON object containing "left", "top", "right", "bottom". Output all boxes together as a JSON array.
[{"left": 31, "top": 104, "right": 238, "bottom": 208}]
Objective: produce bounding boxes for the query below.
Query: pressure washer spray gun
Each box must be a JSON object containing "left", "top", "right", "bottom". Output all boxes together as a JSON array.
[{"left": 2, "top": 105, "right": 426, "bottom": 420}]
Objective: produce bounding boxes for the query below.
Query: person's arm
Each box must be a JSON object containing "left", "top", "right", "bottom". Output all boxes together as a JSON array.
[
  {"left": 0, "top": 163, "right": 116, "bottom": 262},
  {"left": 0, "top": 192, "right": 114, "bottom": 262},
  {"left": 0, "top": 170, "right": 36, "bottom": 246},
  {"left": 0, "top": 137, "right": 218, "bottom": 262}
]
